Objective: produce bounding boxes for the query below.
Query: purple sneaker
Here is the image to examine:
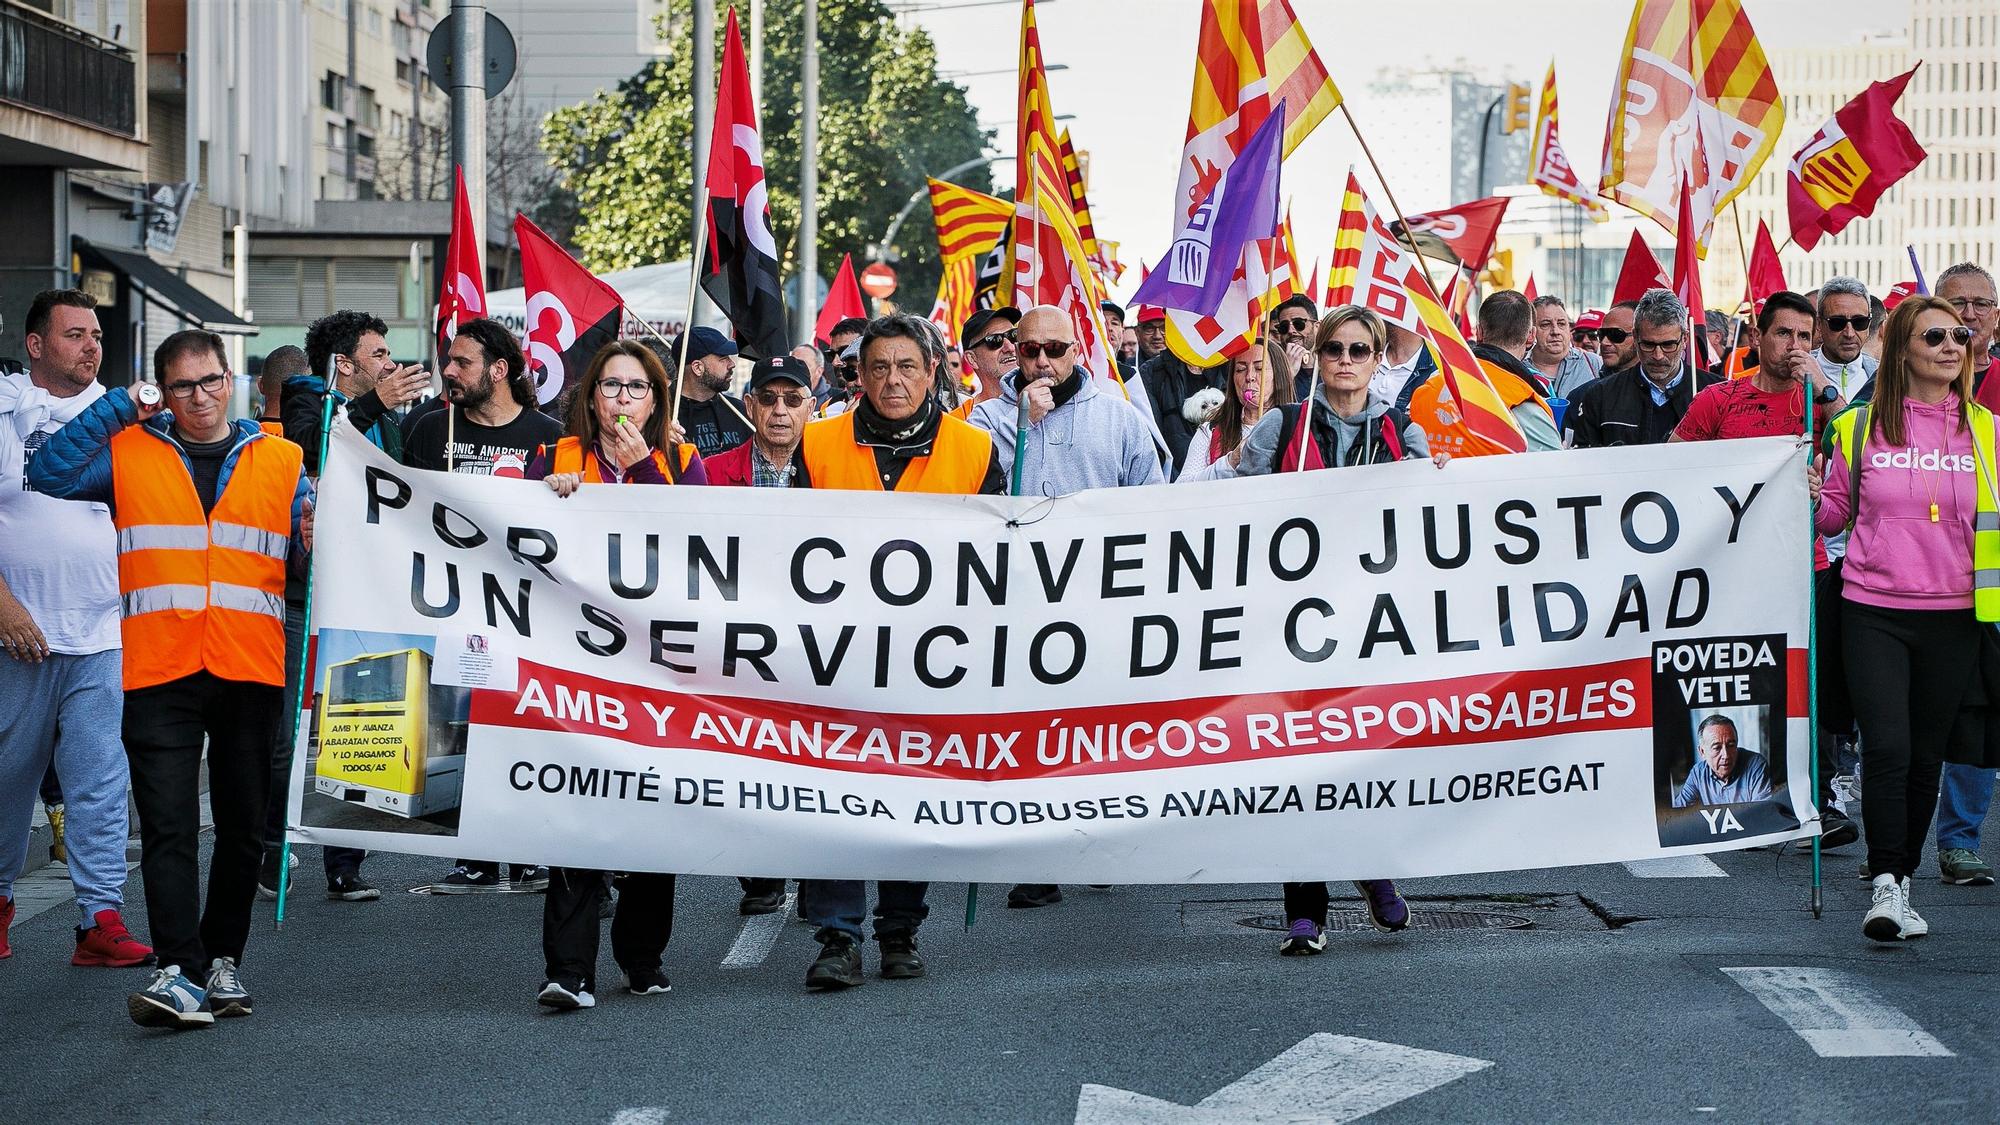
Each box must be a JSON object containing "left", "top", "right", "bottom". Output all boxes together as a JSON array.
[
  {"left": 1278, "top": 918, "right": 1326, "bottom": 956},
  {"left": 1354, "top": 880, "right": 1409, "bottom": 933}
]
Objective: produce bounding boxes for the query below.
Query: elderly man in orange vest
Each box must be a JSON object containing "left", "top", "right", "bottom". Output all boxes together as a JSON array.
[
  {"left": 792, "top": 314, "right": 1003, "bottom": 992},
  {"left": 32, "top": 329, "right": 312, "bottom": 1031}
]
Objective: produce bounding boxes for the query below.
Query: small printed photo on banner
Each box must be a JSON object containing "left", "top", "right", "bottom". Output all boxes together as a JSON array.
[
  {"left": 299, "top": 629, "right": 472, "bottom": 838},
  {"left": 1650, "top": 634, "right": 1799, "bottom": 847}
]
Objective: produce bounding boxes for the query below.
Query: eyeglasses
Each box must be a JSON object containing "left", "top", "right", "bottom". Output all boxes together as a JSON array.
[
  {"left": 753, "top": 388, "right": 808, "bottom": 408},
  {"left": 1599, "top": 328, "right": 1630, "bottom": 344},
  {"left": 164, "top": 373, "right": 228, "bottom": 400},
  {"left": 1914, "top": 326, "right": 1975, "bottom": 348},
  {"left": 1274, "top": 317, "right": 1314, "bottom": 334},
  {"left": 971, "top": 329, "right": 1016, "bottom": 351},
  {"left": 1016, "top": 340, "right": 1073, "bottom": 360},
  {"left": 597, "top": 379, "right": 652, "bottom": 399},
  {"left": 1637, "top": 337, "right": 1683, "bottom": 354},
  {"left": 1946, "top": 297, "right": 1998, "bottom": 314},
  {"left": 1316, "top": 341, "right": 1376, "bottom": 362},
  {"left": 1824, "top": 315, "right": 1870, "bottom": 333}
]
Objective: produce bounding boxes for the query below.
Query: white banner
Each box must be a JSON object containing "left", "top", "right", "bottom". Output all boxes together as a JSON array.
[{"left": 289, "top": 423, "right": 1817, "bottom": 882}]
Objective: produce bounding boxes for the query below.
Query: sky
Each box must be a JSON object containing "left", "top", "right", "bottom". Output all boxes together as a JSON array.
[{"left": 906, "top": 0, "right": 1911, "bottom": 303}]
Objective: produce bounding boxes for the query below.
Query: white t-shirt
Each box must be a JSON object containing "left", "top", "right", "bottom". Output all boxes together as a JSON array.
[{"left": 0, "top": 374, "right": 120, "bottom": 654}]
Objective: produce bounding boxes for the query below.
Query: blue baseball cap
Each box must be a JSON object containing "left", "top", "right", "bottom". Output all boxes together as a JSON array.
[{"left": 684, "top": 325, "right": 740, "bottom": 362}]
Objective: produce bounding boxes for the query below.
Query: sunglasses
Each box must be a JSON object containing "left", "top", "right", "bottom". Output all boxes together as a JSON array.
[
  {"left": 1914, "top": 326, "right": 1974, "bottom": 348},
  {"left": 753, "top": 388, "right": 808, "bottom": 408},
  {"left": 1274, "top": 317, "right": 1314, "bottom": 334},
  {"left": 1016, "top": 340, "right": 1073, "bottom": 360},
  {"left": 1824, "top": 315, "right": 1870, "bottom": 333},
  {"left": 971, "top": 329, "right": 1016, "bottom": 351},
  {"left": 1316, "top": 341, "right": 1376, "bottom": 362},
  {"left": 1599, "top": 328, "right": 1630, "bottom": 344}
]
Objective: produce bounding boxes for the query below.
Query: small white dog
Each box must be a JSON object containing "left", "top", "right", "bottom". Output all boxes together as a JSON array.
[{"left": 1182, "top": 386, "right": 1225, "bottom": 425}]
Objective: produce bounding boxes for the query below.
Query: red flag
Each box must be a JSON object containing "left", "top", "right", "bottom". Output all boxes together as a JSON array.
[
  {"left": 1745, "top": 218, "right": 1787, "bottom": 310},
  {"left": 1305, "top": 259, "right": 1318, "bottom": 309},
  {"left": 814, "top": 253, "right": 867, "bottom": 346},
  {"left": 1523, "top": 274, "right": 1538, "bottom": 302},
  {"left": 436, "top": 166, "right": 486, "bottom": 355},
  {"left": 1395, "top": 197, "right": 1511, "bottom": 275},
  {"left": 1611, "top": 229, "right": 1671, "bottom": 307},
  {"left": 1672, "top": 181, "right": 1708, "bottom": 365},
  {"left": 515, "top": 213, "right": 624, "bottom": 408},
  {"left": 701, "top": 8, "right": 788, "bottom": 359},
  {"left": 1787, "top": 64, "right": 1927, "bottom": 252}
]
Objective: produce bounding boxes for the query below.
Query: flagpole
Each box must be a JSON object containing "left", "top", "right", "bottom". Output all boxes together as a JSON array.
[
  {"left": 1729, "top": 201, "right": 1753, "bottom": 286},
  {"left": 672, "top": 183, "right": 715, "bottom": 432},
  {"left": 277, "top": 364, "right": 339, "bottom": 931},
  {"left": 629, "top": 300, "right": 755, "bottom": 431},
  {"left": 1338, "top": 104, "right": 1442, "bottom": 295},
  {"left": 1805, "top": 332, "right": 1823, "bottom": 921}
]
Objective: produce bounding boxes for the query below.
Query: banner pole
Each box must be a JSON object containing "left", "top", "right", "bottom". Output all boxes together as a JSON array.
[
  {"left": 633, "top": 305, "right": 754, "bottom": 430},
  {"left": 672, "top": 183, "right": 716, "bottom": 432},
  {"left": 1337, "top": 103, "right": 1442, "bottom": 296},
  {"left": 277, "top": 365, "right": 338, "bottom": 930},
  {"left": 1805, "top": 349, "right": 1823, "bottom": 920}
]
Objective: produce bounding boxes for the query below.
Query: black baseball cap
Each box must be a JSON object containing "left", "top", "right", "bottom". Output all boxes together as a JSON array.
[
  {"left": 960, "top": 305, "right": 1021, "bottom": 350},
  {"left": 683, "top": 325, "right": 739, "bottom": 363},
  {"left": 746, "top": 354, "right": 810, "bottom": 392}
]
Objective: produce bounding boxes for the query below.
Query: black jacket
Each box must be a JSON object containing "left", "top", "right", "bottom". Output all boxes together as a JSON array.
[
  {"left": 281, "top": 375, "right": 397, "bottom": 476},
  {"left": 1566, "top": 365, "right": 1721, "bottom": 448},
  {"left": 1137, "top": 351, "right": 1225, "bottom": 478}
]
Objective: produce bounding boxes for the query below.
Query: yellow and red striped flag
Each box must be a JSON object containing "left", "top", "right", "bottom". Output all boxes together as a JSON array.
[
  {"left": 1056, "top": 128, "right": 1099, "bottom": 261},
  {"left": 1599, "top": 0, "right": 1784, "bottom": 254},
  {"left": 1004, "top": 0, "right": 1066, "bottom": 304},
  {"left": 1528, "top": 62, "right": 1605, "bottom": 217},
  {"left": 1018, "top": 132, "right": 1132, "bottom": 404},
  {"left": 1255, "top": 0, "right": 1341, "bottom": 156},
  {"left": 928, "top": 178, "right": 1010, "bottom": 263}
]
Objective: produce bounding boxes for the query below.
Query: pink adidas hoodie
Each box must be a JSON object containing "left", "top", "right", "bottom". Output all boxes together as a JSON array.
[{"left": 1816, "top": 394, "right": 1991, "bottom": 610}]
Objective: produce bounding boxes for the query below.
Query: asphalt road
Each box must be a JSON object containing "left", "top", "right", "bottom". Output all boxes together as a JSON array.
[{"left": 3, "top": 826, "right": 1997, "bottom": 1123}]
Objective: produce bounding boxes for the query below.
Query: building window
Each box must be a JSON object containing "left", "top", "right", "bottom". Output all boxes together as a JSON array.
[{"left": 321, "top": 71, "right": 345, "bottom": 112}]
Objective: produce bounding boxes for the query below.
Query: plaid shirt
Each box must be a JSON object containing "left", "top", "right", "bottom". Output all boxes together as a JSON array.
[{"left": 751, "top": 445, "right": 797, "bottom": 488}]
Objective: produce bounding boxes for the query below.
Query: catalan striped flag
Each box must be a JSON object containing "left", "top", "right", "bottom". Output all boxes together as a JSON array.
[
  {"left": 928, "top": 178, "right": 1010, "bottom": 262},
  {"left": 1020, "top": 132, "right": 1123, "bottom": 397},
  {"left": 1057, "top": 129, "right": 1099, "bottom": 261},
  {"left": 1527, "top": 62, "right": 1604, "bottom": 217},
  {"left": 1600, "top": 0, "right": 1783, "bottom": 254},
  {"left": 1255, "top": 0, "right": 1341, "bottom": 156},
  {"left": 1005, "top": 0, "right": 1066, "bottom": 304}
]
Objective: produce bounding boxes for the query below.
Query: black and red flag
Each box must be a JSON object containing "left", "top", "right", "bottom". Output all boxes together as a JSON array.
[
  {"left": 435, "top": 165, "right": 487, "bottom": 356},
  {"left": 515, "top": 212, "right": 624, "bottom": 408},
  {"left": 700, "top": 7, "right": 788, "bottom": 359}
]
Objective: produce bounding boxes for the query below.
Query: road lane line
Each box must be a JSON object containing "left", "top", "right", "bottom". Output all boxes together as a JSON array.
[
  {"left": 1722, "top": 967, "right": 1954, "bottom": 1057},
  {"left": 722, "top": 891, "right": 797, "bottom": 967},
  {"left": 609, "top": 1109, "right": 668, "bottom": 1125},
  {"left": 1624, "top": 855, "right": 1727, "bottom": 877}
]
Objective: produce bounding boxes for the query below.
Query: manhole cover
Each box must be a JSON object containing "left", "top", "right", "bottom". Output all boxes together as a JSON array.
[{"left": 1239, "top": 909, "right": 1533, "bottom": 933}]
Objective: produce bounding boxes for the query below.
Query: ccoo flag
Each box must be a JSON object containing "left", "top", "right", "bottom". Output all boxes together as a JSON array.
[
  {"left": 1527, "top": 63, "right": 1605, "bottom": 217},
  {"left": 1600, "top": 0, "right": 1785, "bottom": 254},
  {"left": 1786, "top": 64, "right": 1927, "bottom": 252},
  {"left": 700, "top": 7, "right": 788, "bottom": 359},
  {"left": 1394, "top": 197, "right": 1511, "bottom": 275},
  {"left": 516, "top": 214, "right": 624, "bottom": 408},
  {"left": 436, "top": 165, "right": 486, "bottom": 356}
]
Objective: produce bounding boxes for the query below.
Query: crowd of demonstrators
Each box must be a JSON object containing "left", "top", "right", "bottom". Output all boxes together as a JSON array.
[
  {"left": 1, "top": 289, "right": 153, "bottom": 970},
  {"left": 1565, "top": 290, "right": 1719, "bottom": 448},
  {"left": 969, "top": 305, "right": 1163, "bottom": 497},
  {"left": 31, "top": 327, "right": 313, "bottom": 1027},
  {"left": 1177, "top": 339, "right": 1292, "bottom": 481},
  {"left": 1811, "top": 296, "right": 1991, "bottom": 942},
  {"left": 1527, "top": 296, "right": 1604, "bottom": 399},
  {"left": 794, "top": 313, "right": 1004, "bottom": 989},
  {"left": 522, "top": 339, "right": 699, "bottom": 1010}
]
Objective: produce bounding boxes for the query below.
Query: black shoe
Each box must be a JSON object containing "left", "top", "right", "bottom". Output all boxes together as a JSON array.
[
  {"left": 1006, "top": 883, "right": 1063, "bottom": 909},
  {"left": 878, "top": 934, "right": 926, "bottom": 980},
  {"left": 625, "top": 966, "right": 672, "bottom": 996},
  {"left": 806, "top": 937, "right": 863, "bottom": 991},
  {"left": 326, "top": 872, "right": 381, "bottom": 902},
  {"left": 510, "top": 865, "right": 551, "bottom": 894},
  {"left": 1820, "top": 808, "right": 1860, "bottom": 851},
  {"left": 739, "top": 887, "right": 786, "bottom": 916}
]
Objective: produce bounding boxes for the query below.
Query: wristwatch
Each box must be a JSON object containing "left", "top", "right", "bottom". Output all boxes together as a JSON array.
[{"left": 1814, "top": 384, "right": 1840, "bottom": 405}]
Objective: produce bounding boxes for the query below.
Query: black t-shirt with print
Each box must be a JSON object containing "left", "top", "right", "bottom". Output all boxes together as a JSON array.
[
  {"left": 403, "top": 405, "right": 562, "bottom": 478},
  {"left": 678, "top": 394, "right": 752, "bottom": 460}
]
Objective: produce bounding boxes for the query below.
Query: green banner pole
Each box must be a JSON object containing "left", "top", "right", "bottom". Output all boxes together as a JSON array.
[{"left": 276, "top": 368, "right": 337, "bottom": 930}]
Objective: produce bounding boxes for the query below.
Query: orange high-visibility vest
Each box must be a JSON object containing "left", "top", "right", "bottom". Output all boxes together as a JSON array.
[
  {"left": 800, "top": 409, "right": 992, "bottom": 493},
  {"left": 1406, "top": 359, "right": 1548, "bottom": 458},
  {"left": 109, "top": 426, "right": 302, "bottom": 691},
  {"left": 548, "top": 435, "right": 696, "bottom": 482}
]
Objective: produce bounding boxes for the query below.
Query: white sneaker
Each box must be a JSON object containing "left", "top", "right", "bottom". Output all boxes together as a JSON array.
[
  {"left": 1898, "top": 878, "right": 1929, "bottom": 939},
  {"left": 1863, "top": 873, "right": 1905, "bottom": 942},
  {"left": 537, "top": 979, "right": 595, "bottom": 1011}
]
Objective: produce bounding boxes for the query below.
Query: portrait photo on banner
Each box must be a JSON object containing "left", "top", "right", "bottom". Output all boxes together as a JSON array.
[{"left": 1649, "top": 632, "right": 1798, "bottom": 848}]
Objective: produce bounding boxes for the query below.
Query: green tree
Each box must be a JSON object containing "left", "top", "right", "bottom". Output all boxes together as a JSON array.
[{"left": 541, "top": 0, "right": 993, "bottom": 316}]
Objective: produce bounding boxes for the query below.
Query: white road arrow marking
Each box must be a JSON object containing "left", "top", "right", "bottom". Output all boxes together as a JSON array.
[
  {"left": 1624, "top": 855, "right": 1728, "bottom": 877},
  {"left": 1074, "top": 1033, "right": 1492, "bottom": 1124},
  {"left": 1722, "top": 967, "right": 1954, "bottom": 1057}
]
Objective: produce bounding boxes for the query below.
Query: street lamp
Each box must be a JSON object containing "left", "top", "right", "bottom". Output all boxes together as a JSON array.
[{"left": 941, "top": 63, "right": 1069, "bottom": 79}]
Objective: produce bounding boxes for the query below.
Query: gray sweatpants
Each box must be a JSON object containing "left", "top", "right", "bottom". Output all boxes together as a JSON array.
[{"left": 0, "top": 650, "right": 129, "bottom": 926}]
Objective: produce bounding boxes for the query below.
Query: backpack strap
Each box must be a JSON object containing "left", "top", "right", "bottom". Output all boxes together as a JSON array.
[{"left": 1379, "top": 407, "right": 1409, "bottom": 462}]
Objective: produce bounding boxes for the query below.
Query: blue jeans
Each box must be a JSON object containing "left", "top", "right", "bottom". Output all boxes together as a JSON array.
[
  {"left": 800, "top": 879, "right": 929, "bottom": 943},
  {"left": 0, "top": 651, "right": 129, "bottom": 925},
  {"left": 1935, "top": 764, "right": 1995, "bottom": 851}
]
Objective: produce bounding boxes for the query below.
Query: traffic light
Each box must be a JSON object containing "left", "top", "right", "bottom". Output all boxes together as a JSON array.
[
  {"left": 1482, "top": 250, "right": 1516, "bottom": 292},
  {"left": 1501, "top": 82, "right": 1531, "bottom": 135}
]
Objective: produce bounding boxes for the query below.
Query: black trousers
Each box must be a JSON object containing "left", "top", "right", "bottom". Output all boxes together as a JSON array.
[
  {"left": 542, "top": 867, "right": 676, "bottom": 992},
  {"left": 1843, "top": 601, "right": 1979, "bottom": 879},
  {"left": 1282, "top": 882, "right": 1329, "bottom": 926},
  {"left": 125, "top": 671, "right": 282, "bottom": 971}
]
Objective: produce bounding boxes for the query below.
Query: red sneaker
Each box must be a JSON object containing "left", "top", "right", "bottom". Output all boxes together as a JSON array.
[
  {"left": 72, "top": 909, "right": 155, "bottom": 967},
  {"left": 1, "top": 896, "right": 13, "bottom": 958}
]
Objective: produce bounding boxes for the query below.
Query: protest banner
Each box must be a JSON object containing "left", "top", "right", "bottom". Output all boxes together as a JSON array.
[{"left": 288, "top": 422, "right": 1817, "bottom": 882}]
